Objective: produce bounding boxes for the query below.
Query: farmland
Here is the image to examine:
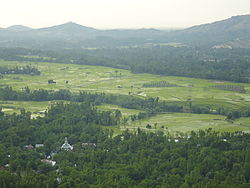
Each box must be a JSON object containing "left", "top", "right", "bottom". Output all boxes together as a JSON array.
[{"left": 1, "top": 60, "right": 250, "bottom": 134}]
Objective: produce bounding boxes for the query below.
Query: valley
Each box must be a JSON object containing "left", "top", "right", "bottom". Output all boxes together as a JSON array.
[
  {"left": 1, "top": 9, "right": 250, "bottom": 187},
  {"left": 1, "top": 60, "right": 250, "bottom": 134}
]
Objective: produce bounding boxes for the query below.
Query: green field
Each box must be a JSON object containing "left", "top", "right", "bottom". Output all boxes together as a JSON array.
[
  {"left": 125, "top": 113, "right": 250, "bottom": 134},
  {"left": 97, "top": 104, "right": 143, "bottom": 117},
  {"left": 1, "top": 60, "right": 250, "bottom": 133},
  {"left": 1, "top": 101, "right": 53, "bottom": 118}
]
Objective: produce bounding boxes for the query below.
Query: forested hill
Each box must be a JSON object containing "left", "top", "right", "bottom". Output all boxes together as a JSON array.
[
  {"left": 0, "top": 14, "right": 250, "bottom": 49},
  {"left": 170, "top": 14, "right": 250, "bottom": 46}
]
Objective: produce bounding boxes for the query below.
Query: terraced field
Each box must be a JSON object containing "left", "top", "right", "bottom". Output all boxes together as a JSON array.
[{"left": 1, "top": 60, "right": 250, "bottom": 133}]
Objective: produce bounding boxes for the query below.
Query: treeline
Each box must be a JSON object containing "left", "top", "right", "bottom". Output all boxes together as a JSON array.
[
  {"left": 1, "top": 47, "right": 250, "bottom": 83},
  {"left": 0, "top": 102, "right": 121, "bottom": 145},
  {"left": 1, "top": 87, "right": 250, "bottom": 120},
  {"left": 0, "top": 103, "right": 250, "bottom": 187},
  {"left": 0, "top": 86, "right": 183, "bottom": 114},
  {"left": 0, "top": 65, "right": 40, "bottom": 76},
  {"left": 211, "top": 85, "right": 246, "bottom": 93}
]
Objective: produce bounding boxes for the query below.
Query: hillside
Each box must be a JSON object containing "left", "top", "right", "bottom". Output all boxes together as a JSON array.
[
  {"left": 169, "top": 14, "right": 250, "bottom": 46},
  {"left": 185, "top": 14, "right": 250, "bottom": 34},
  {"left": 34, "top": 21, "right": 99, "bottom": 39},
  {"left": 0, "top": 14, "right": 250, "bottom": 49}
]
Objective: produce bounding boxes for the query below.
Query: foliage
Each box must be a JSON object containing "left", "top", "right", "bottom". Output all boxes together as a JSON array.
[
  {"left": 0, "top": 65, "right": 40, "bottom": 75},
  {"left": 0, "top": 104, "right": 250, "bottom": 187},
  {"left": 2, "top": 87, "right": 250, "bottom": 121},
  {"left": 1, "top": 47, "right": 250, "bottom": 83},
  {"left": 211, "top": 85, "right": 246, "bottom": 93}
]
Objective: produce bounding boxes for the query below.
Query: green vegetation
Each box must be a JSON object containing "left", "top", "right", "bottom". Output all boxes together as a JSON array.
[
  {"left": 0, "top": 60, "right": 250, "bottom": 108},
  {"left": 0, "top": 50, "right": 250, "bottom": 187},
  {"left": 0, "top": 101, "right": 250, "bottom": 187},
  {"left": 1, "top": 60, "right": 250, "bottom": 134},
  {"left": 97, "top": 104, "right": 143, "bottom": 117},
  {"left": 143, "top": 81, "right": 178, "bottom": 87},
  {"left": 127, "top": 113, "right": 250, "bottom": 133},
  {"left": 0, "top": 65, "right": 40, "bottom": 75},
  {"left": 0, "top": 101, "right": 50, "bottom": 115},
  {"left": 20, "top": 55, "right": 56, "bottom": 61},
  {"left": 1, "top": 46, "right": 250, "bottom": 84},
  {"left": 211, "top": 85, "right": 246, "bottom": 93},
  {"left": 1, "top": 15, "right": 250, "bottom": 187}
]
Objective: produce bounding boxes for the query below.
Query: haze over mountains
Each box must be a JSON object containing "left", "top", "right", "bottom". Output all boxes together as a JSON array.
[{"left": 0, "top": 14, "right": 250, "bottom": 49}]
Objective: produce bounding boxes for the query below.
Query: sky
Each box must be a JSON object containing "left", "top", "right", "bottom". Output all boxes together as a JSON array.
[{"left": 0, "top": 0, "right": 250, "bottom": 29}]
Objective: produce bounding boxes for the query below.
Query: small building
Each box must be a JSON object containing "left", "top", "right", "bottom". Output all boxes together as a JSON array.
[
  {"left": 25, "top": 144, "right": 34, "bottom": 150},
  {"left": 35, "top": 144, "right": 44, "bottom": 148},
  {"left": 61, "top": 137, "right": 73, "bottom": 151},
  {"left": 41, "top": 159, "right": 56, "bottom": 166},
  {"left": 48, "top": 80, "right": 56, "bottom": 84}
]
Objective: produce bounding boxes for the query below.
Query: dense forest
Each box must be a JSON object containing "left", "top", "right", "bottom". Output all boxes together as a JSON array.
[
  {"left": 0, "top": 46, "right": 250, "bottom": 83},
  {"left": 0, "top": 100, "right": 250, "bottom": 187}
]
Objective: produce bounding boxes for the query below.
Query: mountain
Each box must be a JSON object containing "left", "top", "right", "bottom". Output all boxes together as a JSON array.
[
  {"left": 0, "top": 14, "right": 250, "bottom": 49},
  {"left": 0, "top": 22, "right": 166, "bottom": 49},
  {"left": 40, "top": 21, "right": 97, "bottom": 33},
  {"left": 171, "top": 14, "right": 250, "bottom": 46},
  {"left": 6, "top": 25, "right": 33, "bottom": 32},
  {"left": 37, "top": 21, "right": 99, "bottom": 36},
  {"left": 185, "top": 14, "right": 250, "bottom": 34}
]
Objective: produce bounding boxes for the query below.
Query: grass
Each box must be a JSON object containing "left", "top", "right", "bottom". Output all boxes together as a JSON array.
[
  {"left": 1, "top": 60, "right": 250, "bottom": 108},
  {"left": 1, "top": 60, "right": 250, "bottom": 133},
  {"left": 97, "top": 104, "right": 143, "bottom": 117},
  {"left": 125, "top": 113, "right": 250, "bottom": 134},
  {"left": 0, "top": 101, "right": 50, "bottom": 118}
]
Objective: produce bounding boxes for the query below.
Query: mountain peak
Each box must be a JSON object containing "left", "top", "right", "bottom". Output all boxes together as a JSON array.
[
  {"left": 63, "top": 21, "right": 81, "bottom": 26},
  {"left": 40, "top": 22, "right": 98, "bottom": 33},
  {"left": 66, "top": 21, "right": 77, "bottom": 24}
]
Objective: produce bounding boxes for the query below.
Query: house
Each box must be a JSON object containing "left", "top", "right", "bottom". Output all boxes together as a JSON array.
[
  {"left": 35, "top": 144, "right": 44, "bottom": 148},
  {"left": 25, "top": 144, "right": 34, "bottom": 149}
]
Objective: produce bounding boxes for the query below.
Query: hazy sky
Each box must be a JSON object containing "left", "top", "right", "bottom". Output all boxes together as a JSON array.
[{"left": 0, "top": 0, "right": 250, "bottom": 29}]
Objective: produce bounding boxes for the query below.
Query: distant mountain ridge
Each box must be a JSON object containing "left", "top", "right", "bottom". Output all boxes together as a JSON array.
[
  {"left": 6, "top": 25, "right": 33, "bottom": 32},
  {"left": 185, "top": 15, "right": 250, "bottom": 33},
  {"left": 172, "top": 14, "right": 250, "bottom": 46},
  {"left": 37, "top": 22, "right": 98, "bottom": 34},
  {"left": 0, "top": 14, "right": 250, "bottom": 49}
]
